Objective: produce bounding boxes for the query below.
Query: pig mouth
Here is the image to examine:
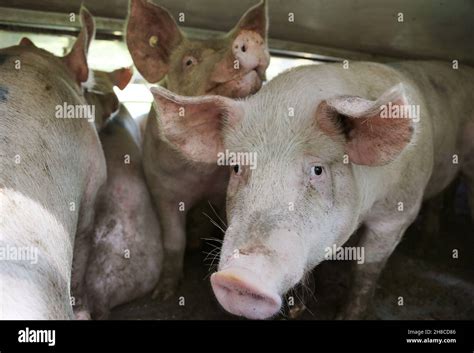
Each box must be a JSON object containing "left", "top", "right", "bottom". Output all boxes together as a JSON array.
[
  {"left": 206, "top": 69, "right": 263, "bottom": 98},
  {"left": 211, "top": 267, "right": 282, "bottom": 320}
]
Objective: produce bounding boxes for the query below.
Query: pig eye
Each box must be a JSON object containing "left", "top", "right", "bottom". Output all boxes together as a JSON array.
[
  {"left": 233, "top": 164, "right": 242, "bottom": 175},
  {"left": 183, "top": 56, "right": 197, "bottom": 68},
  {"left": 310, "top": 165, "right": 324, "bottom": 177}
]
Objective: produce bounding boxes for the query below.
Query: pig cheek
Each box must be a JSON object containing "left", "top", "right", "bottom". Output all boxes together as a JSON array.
[{"left": 209, "top": 52, "right": 236, "bottom": 84}]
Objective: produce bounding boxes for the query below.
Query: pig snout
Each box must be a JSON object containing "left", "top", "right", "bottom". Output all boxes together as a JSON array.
[
  {"left": 232, "top": 31, "right": 269, "bottom": 79},
  {"left": 208, "top": 31, "right": 269, "bottom": 98},
  {"left": 211, "top": 227, "right": 306, "bottom": 319},
  {"left": 211, "top": 267, "right": 282, "bottom": 320}
]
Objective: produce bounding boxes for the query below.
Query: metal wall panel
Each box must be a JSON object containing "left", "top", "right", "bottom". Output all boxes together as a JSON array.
[{"left": 0, "top": 0, "right": 472, "bottom": 63}]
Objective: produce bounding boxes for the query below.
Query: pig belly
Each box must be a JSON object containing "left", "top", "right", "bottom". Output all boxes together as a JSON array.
[{"left": 86, "top": 179, "right": 162, "bottom": 317}]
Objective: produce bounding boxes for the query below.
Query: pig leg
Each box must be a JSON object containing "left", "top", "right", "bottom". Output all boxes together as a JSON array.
[
  {"left": 70, "top": 202, "right": 98, "bottom": 320},
  {"left": 338, "top": 214, "right": 418, "bottom": 320},
  {"left": 71, "top": 225, "right": 94, "bottom": 319},
  {"left": 420, "top": 194, "right": 443, "bottom": 236},
  {"left": 418, "top": 179, "right": 458, "bottom": 252},
  {"left": 152, "top": 201, "right": 187, "bottom": 300}
]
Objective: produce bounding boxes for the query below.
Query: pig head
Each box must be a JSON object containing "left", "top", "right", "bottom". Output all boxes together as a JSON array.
[
  {"left": 84, "top": 67, "right": 133, "bottom": 130},
  {"left": 126, "top": 0, "right": 269, "bottom": 97},
  {"left": 125, "top": 0, "right": 270, "bottom": 301},
  {"left": 148, "top": 62, "right": 421, "bottom": 319}
]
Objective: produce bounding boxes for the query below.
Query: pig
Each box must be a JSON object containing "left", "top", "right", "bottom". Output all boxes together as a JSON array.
[
  {"left": 148, "top": 61, "right": 474, "bottom": 319},
  {"left": 84, "top": 68, "right": 133, "bottom": 130},
  {"left": 0, "top": 7, "right": 106, "bottom": 319},
  {"left": 81, "top": 69, "right": 164, "bottom": 320},
  {"left": 125, "top": 0, "right": 270, "bottom": 299}
]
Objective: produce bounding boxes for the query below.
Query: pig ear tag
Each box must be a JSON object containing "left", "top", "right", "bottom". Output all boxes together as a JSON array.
[{"left": 149, "top": 35, "right": 159, "bottom": 47}]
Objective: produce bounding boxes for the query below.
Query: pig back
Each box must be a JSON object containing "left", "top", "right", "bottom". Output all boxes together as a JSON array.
[
  {"left": 0, "top": 46, "right": 106, "bottom": 319},
  {"left": 390, "top": 61, "right": 474, "bottom": 198}
]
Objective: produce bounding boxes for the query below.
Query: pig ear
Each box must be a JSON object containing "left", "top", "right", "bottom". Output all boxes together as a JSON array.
[
  {"left": 126, "top": 0, "right": 183, "bottom": 83},
  {"left": 62, "top": 6, "right": 95, "bottom": 85},
  {"left": 316, "top": 84, "right": 415, "bottom": 166},
  {"left": 234, "top": 0, "right": 268, "bottom": 39},
  {"left": 19, "top": 37, "right": 36, "bottom": 47},
  {"left": 150, "top": 86, "right": 242, "bottom": 164},
  {"left": 109, "top": 67, "right": 134, "bottom": 90}
]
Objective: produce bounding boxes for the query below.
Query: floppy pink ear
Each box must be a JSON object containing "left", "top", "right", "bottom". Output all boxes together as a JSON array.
[
  {"left": 316, "top": 84, "right": 415, "bottom": 166},
  {"left": 126, "top": 0, "right": 183, "bottom": 83},
  {"left": 150, "top": 86, "right": 243, "bottom": 164},
  {"left": 62, "top": 6, "right": 95, "bottom": 85},
  {"left": 19, "top": 37, "right": 36, "bottom": 47},
  {"left": 109, "top": 67, "right": 134, "bottom": 90},
  {"left": 234, "top": 0, "right": 268, "bottom": 39}
]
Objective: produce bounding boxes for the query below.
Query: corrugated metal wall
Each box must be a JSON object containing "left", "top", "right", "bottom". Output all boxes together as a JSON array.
[{"left": 0, "top": 0, "right": 473, "bottom": 63}]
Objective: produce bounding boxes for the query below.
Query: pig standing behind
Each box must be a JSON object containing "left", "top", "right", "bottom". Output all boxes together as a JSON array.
[
  {"left": 126, "top": 0, "right": 270, "bottom": 299},
  {"left": 149, "top": 61, "right": 474, "bottom": 319},
  {"left": 0, "top": 8, "right": 106, "bottom": 319},
  {"left": 82, "top": 70, "right": 163, "bottom": 319}
]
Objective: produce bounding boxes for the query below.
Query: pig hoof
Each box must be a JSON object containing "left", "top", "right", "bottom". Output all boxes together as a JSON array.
[{"left": 151, "top": 278, "right": 179, "bottom": 301}]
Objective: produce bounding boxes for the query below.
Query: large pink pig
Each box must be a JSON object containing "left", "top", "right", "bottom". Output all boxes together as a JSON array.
[
  {"left": 0, "top": 8, "right": 106, "bottom": 319},
  {"left": 126, "top": 0, "right": 270, "bottom": 299},
  {"left": 148, "top": 61, "right": 474, "bottom": 319}
]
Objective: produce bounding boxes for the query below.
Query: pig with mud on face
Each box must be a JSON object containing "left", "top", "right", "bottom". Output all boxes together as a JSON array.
[
  {"left": 0, "top": 8, "right": 106, "bottom": 319},
  {"left": 149, "top": 61, "right": 474, "bottom": 319},
  {"left": 126, "top": 0, "right": 270, "bottom": 300}
]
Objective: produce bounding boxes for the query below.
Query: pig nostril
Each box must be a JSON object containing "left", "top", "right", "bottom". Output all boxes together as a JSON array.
[{"left": 241, "top": 45, "right": 247, "bottom": 53}]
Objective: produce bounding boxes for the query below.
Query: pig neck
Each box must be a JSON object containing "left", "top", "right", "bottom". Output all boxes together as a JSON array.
[{"left": 352, "top": 163, "right": 395, "bottom": 223}]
